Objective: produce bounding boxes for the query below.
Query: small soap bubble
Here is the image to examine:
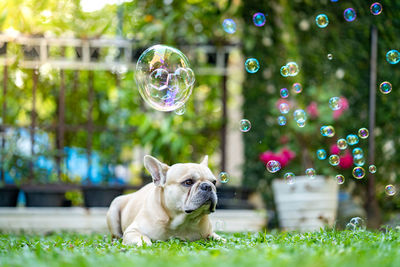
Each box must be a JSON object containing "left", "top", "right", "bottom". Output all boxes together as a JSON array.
[
  {"left": 266, "top": 160, "right": 281, "bottom": 173},
  {"left": 344, "top": 8, "right": 357, "bottom": 22},
  {"left": 253, "top": 12, "right": 266, "bottom": 27},
  {"left": 317, "top": 149, "right": 327, "bottom": 160},
  {"left": 297, "top": 121, "right": 306, "bottom": 128},
  {"left": 370, "top": 3, "right": 383, "bottom": 15},
  {"left": 305, "top": 168, "right": 316, "bottom": 178},
  {"left": 286, "top": 62, "right": 299, "bottom": 76},
  {"left": 369, "top": 165, "right": 377, "bottom": 173},
  {"left": 284, "top": 172, "right": 295, "bottom": 185},
  {"left": 320, "top": 125, "right": 335, "bottom": 137},
  {"left": 379, "top": 81, "right": 392, "bottom": 94},
  {"left": 349, "top": 217, "right": 366, "bottom": 230},
  {"left": 329, "top": 97, "right": 341, "bottom": 110},
  {"left": 385, "top": 184, "right": 396, "bottom": 196},
  {"left": 245, "top": 58, "right": 260, "bottom": 73},
  {"left": 277, "top": 116, "right": 287, "bottom": 126},
  {"left": 222, "top": 19, "right": 236, "bottom": 34},
  {"left": 292, "top": 83, "right": 302, "bottom": 94},
  {"left": 386, "top": 50, "right": 400, "bottom": 64},
  {"left": 279, "top": 103, "right": 290, "bottom": 114},
  {"left": 329, "top": 154, "right": 340, "bottom": 166},
  {"left": 315, "top": 14, "right": 329, "bottom": 28},
  {"left": 346, "top": 223, "right": 356, "bottom": 231},
  {"left": 280, "top": 88, "right": 289, "bottom": 98},
  {"left": 346, "top": 134, "right": 359, "bottom": 146},
  {"left": 239, "top": 119, "right": 251, "bottom": 132},
  {"left": 215, "top": 220, "right": 226, "bottom": 231},
  {"left": 336, "top": 174, "right": 345, "bottom": 185},
  {"left": 352, "top": 147, "right": 364, "bottom": 159},
  {"left": 293, "top": 109, "right": 307, "bottom": 123},
  {"left": 174, "top": 104, "right": 186, "bottom": 115},
  {"left": 337, "top": 139, "right": 348, "bottom": 150},
  {"left": 280, "top": 65, "right": 289, "bottom": 77},
  {"left": 353, "top": 157, "right": 365, "bottom": 167},
  {"left": 327, "top": 54, "right": 333, "bottom": 60},
  {"left": 218, "top": 172, "right": 230, "bottom": 183},
  {"left": 358, "top": 128, "right": 369, "bottom": 139},
  {"left": 352, "top": 166, "right": 365, "bottom": 179}
]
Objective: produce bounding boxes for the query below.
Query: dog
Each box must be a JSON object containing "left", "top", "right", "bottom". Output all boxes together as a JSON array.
[{"left": 106, "top": 155, "right": 224, "bottom": 246}]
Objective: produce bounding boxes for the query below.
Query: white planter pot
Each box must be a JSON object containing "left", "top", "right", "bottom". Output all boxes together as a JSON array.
[{"left": 272, "top": 176, "right": 338, "bottom": 232}]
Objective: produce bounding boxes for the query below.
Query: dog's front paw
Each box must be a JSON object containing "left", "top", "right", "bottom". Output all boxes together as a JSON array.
[
  {"left": 209, "top": 232, "right": 226, "bottom": 243},
  {"left": 123, "top": 232, "right": 152, "bottom": 247}
]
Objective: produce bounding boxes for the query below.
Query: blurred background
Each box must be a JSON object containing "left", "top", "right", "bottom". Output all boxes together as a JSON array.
[{"left": 0, "top": 0, "right": 399, "bottom": 231}]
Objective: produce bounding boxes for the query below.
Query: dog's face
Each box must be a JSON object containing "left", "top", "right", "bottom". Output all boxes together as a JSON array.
[{"left": 144, "top": 155, "right": 217, "bottom": 215}]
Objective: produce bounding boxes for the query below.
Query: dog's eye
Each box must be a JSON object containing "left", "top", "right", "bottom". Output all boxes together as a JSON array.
[
  {"left": 182, "top": 179, "right": 194, "bottom": 186},
  {"left": 212, "top": 180, "right": 216, "bottom": 185}
]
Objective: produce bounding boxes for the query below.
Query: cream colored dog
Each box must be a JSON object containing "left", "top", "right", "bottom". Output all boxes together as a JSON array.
[{"left": 106, "top": 155, "right": 223, "bottom": 246}]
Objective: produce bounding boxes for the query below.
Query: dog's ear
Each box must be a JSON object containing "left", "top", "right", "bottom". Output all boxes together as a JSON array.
[
  {"left": 144, "top": 155, "right": 170, "bottom": 186},
  {"left": 200, "top": 155, "right": 208, "bottom": 166}
]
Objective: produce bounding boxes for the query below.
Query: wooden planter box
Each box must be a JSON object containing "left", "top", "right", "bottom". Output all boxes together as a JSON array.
[
  {"left": 0, "top": 185, "right": 19, "bottom": 207},
  {"left": 22, "top": 184, "right": 77, "bottom": 207},
  {"left": 81, "top": 185, "right": 125, "bottom": 207}
]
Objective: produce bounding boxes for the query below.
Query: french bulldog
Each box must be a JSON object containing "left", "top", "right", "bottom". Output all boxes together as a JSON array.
[{"left": 106, "top": 155, "right": 224, "bottom": 246}]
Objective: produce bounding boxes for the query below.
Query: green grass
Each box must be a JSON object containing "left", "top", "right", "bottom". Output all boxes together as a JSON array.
[{"left": 1, "top": 230, "right": 400, "bottom": 267}]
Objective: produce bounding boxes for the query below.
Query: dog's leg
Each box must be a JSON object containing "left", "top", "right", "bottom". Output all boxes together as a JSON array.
[
  {"left": 122, "top": 228, "right": 152, "bottom": 246},
  {"left": 208, "top": 232, "right": 226, "bottom": 242},
  {"left": 106, "top": 196, "right": 125, "bottom": 239}
]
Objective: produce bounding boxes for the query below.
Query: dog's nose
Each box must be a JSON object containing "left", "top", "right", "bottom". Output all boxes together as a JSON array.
[{"left": 200, "top": 182, "right": 212, "bottom": 192}]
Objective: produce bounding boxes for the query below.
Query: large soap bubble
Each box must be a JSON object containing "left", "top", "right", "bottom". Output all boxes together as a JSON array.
[{"left": 135, "top": 45, "right": 195, "bottom": 111}]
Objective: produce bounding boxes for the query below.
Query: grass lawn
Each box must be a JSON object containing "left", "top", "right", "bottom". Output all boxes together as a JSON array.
[{"left": 1, "top": 230, "right": 399, "bottom": 267}]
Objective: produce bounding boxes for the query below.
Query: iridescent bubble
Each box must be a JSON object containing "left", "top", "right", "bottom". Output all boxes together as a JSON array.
[
  {"left": 337, "top": 139, "right": 348, "bottom": 150},
  {"left": 379, "top": 81, "right": 392, "bottom": 94},
  {"left": 350, "top": 217, "right": 366, "bottom": 230},
  {"left": 297, "top": 121, "right": 306, "bottom": 128},
  {"left": 358, "top": 128, "right": 369, "bottom": 139},
  {"left": 174, "top": 104, "right": 186, "bottom": 115},
  {"left": 317, "top": 149, "right": 327, "bottom": 160},
  {"left": 292, "top": 83, "right": 302, "bottom": 94},
  {"left": 293, "top": 109, "right": 307, "bottom": 123},
  {"left": 327, "top": 54, "right": 333, "bottom": 60},
  {"left": 386, "top": 50, "right": 400, "bottom": 64},
  {"left": 315, "top": 14, "right": 329, "bottom": 28},
  {"left": 352, "top": 147, "right": 364, "bottom": 159},
  {"left": 369, "top": 165, "right": 377, "bottom": 174},
  {"left": 329, "top": 154, "right": 340, "bottom": 166},
  {"left": 222, "top": 19, "right": 236, "bottom": 34},
  {"left": 346, "top": 134, "right": 359, "bottom": 146},
  {"left": 279, "top": 103, "right": 290, "bottom": 114},
  {"left": 218, "top": 172, "right": 230, "bottom": 183},
  {"left": 266, "top": 160, "right": 281, "bottom": 173},
  {"left": 239, "top": 119, "right": 251, "bottom": 132},
  {"left": 277, "top": 116, "right": 287, "bottom": 126},
  {"left": 353, "top": 157, "right": 365, "bottom": 167},
  {"left": 336, "top": 174, "right": 345, "bottom": 185},
  {"left": 385, "top": 184, "right": 396, "bottom": 196},
  {"left": 344, "top": 8, "right": 357, "bottom": 22},
  {"left": 320, "top": 125, "right": 335, "bottom": 137},
  {"left": 136, "top": 45, "right": 195, "bottom": 111},
  {"left": 280, "top": 65, "right": 289, "bottom": 77},
  {"left": 329, "top": 97, "right": 341, "bottom": 110},
  {"left": 253, "top": 12, "right": 266, "bottom": 27},
  {"left": 280, "top": 88, "right": 289, "bottom": 98},
  {"left": 245, "top": 58, "right": 260, "bottom": 73},
  {"left": 305, "top": 168, "right": 316, "bottom": 178},
  {"left": 287, "top": 62, "right": 299, "bottom": 76},
  {"left": 346, "top": 223, "right": 356, "bottom": 231},
  {"left": 352, "top": 166, "right": 365, "bottom": 179},
  {"left": 370, "top": 3, "right": 383, "bottom": 16},
  {"left": 284, "top": 172, "right": 295, "bottom": 185}
]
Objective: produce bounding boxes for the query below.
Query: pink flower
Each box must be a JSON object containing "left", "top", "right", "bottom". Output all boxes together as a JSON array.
[
  {"left": 339, "top": 152, "right": 353, "bottom": 169},
  {"left": 333, "top": 97, "right": 349, "bottom": 120},
  {"left": 280, "top": 147, "right": 296, "bottom": 161},
  {"left": 306, "top": 101, "right": 319, "bottom": 119},
  {"left": 330, "top": 144, "right": 340, "bottom": 155},
  {"left": 259, "top": 148, "right": 296, "bottom": 168}
]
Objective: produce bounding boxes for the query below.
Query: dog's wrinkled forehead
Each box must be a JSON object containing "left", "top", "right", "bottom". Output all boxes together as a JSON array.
[{"left": 166, "top": 163, "right": 214, "bottom": 183}]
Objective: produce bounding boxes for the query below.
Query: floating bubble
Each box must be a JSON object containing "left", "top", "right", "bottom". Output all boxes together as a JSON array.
[
  {"left": 284, "top": 172, "right": 295, "bottom": 185},
  {"left": 315, "top": 14, "right": 329, "bottom": 28},
  {"left": 337, "top": 139, "right": 348, "bottom": 150},
  {"left": 386, "top": 50, "right": 400, "bottom": 64},
  {"left": 222, "top": 19, "right": 236, "bottom": 34},
  {"left": 214, "top": 219, "right": 226, "bottom": 231},
  {"left": 135, "top": 45, "right": 195, "bottom": 111},
  {"left": 385, "top": 184, "right": 396, "bottom": 196},
  {"left": 280, "top": 65, "right": 289, "bottom": 77},
  {"left": 279, "top": 103, "right": 290, "bottom": 114},
  {"left": 293, "top": 109, "right": 307, "bottom": 123},
  {"left": 344, "top": 8, "right": 357, "bottom": 22},
  {"left": 353, "top": 157, "right": 365, "bottom": 167},
  {"left": 239, "top": 119, "right": 251, "bottom": 132},
  {"left": 317, "top": 149, "right": 327, "bottom": 160},
  {"left": 305, "top": 168, "right": 316, "bottom": 178},
  {"left": 370, "top": 3, "right": 383, "bottom": 15},
  {"left": 174, "top": 104, "right": 186, "bottom": 115},
  {"left": 336, "top": 174, "right": 345, "bottom": 185},
  {"left": 346, "top": 223, "right": 356, "bottom": 231},
  {"left": 277, "top": 116, "right": 287, "bottom": 126},
  {"left": 292, "top": 83, "right": 302, "bottom": 94},
  {"left": 280, "top": 88, "right": 289, "bottom": 98},
  {"left": 352, "top": 147, "right": 364, "bottom": 159},
  {"left": 349, "top": 217, "right": 366, "bottom": 230},
  {"left": 329, "top": 97, "right": 341, "bottom": 110},
  {"left": 369, "top": 165, "right": 377, "bottom": 174},
  {"left": 358, "top": 128, "right": 369, "bottom": 139},
  {"left": 266, "top": 160, "right": 281, "bottom": 173},
  {"left": 379, "top": 81, "right": 392, "bottom": 94},
  {"left": 218, "top": 172, "right": 230, "bottom": 183},
  {"left": 297, "top": 121, "right": 306, "bottom": 128},
  {"left": 245, "top": 58, "right": 260, "bottom": 73},
  {"left": 287, "top": 62, "right": 300, "bottom": 76},
  {"left": 320, "top": 125, "right": 335, "bottom": 137},
  {"left": 329, "top": 154, "right": 340, "bottom": 166},
  {"left": 352, "top": 166, "right": 365, "bottom": 179},
  {"left": 346, "top": 134, "right": 359, "bottom": 146},
  {"left": 327, "top": 54, "right": 333, "bottom": 60},
  {"left": 253, "top": 12, "right": 266, "bottom": 27}
]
